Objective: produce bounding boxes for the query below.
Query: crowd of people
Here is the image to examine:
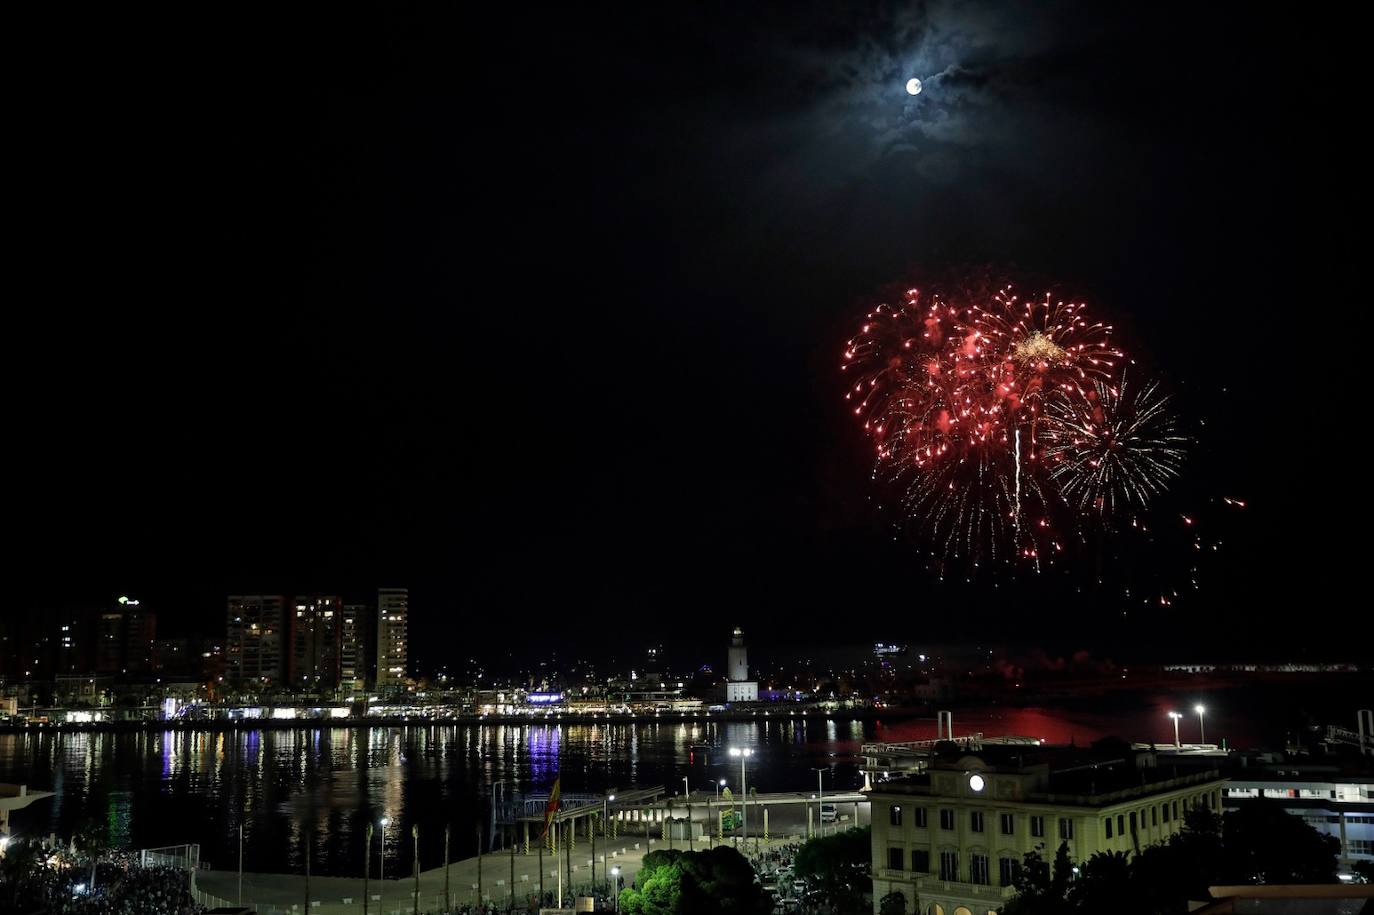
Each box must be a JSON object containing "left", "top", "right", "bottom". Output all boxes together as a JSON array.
[{"left": 0, "top": 838, "right": 202, "bottom": 915}]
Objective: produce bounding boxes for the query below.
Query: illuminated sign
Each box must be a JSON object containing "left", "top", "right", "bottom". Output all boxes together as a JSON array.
[{"left": 527, "top": 692, "right": 564, "bottom": 704}]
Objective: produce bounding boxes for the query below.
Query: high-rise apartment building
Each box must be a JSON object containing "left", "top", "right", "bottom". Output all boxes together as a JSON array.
[
  {"left": 97, "top": 597, "right": 156, "bottom": 675},
  {"left": 375, "top": 588, "right": 408, "bottom": 690},
  {"left": 289, "top": 596, "right": 342, "bottom": 689},
  {"left": 340, "top": 603, "right": 372, "bottom": 689},
  {"left": 226, "top": 595, "right": 286, "bottom": 684}
]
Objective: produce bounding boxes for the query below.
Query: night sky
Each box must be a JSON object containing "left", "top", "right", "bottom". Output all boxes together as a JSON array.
[{"left": 12, "top": 4, "right": 1363, "bottom": 664}]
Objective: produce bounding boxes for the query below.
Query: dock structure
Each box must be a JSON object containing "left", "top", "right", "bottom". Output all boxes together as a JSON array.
[
  {"left": 860, "top": 711, "right": 1043, "bottom": 787},
  {"left": 499, "top": 784, "right": 870, "bottom": 852},
  {"left": 0, "top": 783, "right": 54, "bottom": 837},
  {"left": 500, "top": 786, "right": 669, "bottom": 851}
]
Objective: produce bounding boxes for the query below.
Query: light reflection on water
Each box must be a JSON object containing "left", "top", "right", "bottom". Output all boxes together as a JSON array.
[
  {"left": 0, "top": 692, "right": 1310, "bottom": 877},
  {"left": 0, "top": 719, "right": 874, "bottom": 876}
]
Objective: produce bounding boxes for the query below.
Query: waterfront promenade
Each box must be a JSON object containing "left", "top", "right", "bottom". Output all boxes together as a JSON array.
[
  {"left": 197, "top": 794, "right": 869, "bottom": 913},
  {"left": 200, "top": 834, "right": 788, "bottom": 914}
]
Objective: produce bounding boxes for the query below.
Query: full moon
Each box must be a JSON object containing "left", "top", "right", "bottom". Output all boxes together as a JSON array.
[{"left": 905, "top": 78, "right": 922, "bottom": 96}]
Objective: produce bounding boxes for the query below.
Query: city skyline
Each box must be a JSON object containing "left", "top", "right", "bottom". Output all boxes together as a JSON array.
[{"left": 2, "top": 5, "right": 1370, "bottom": 913}]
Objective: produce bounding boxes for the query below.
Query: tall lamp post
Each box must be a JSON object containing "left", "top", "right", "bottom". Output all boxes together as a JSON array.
[
  {"left": 363, "top": 823, "right": 372, "bottom": 915},
  {"left": 1194, "top": 705, "right": 1207, "bottom": 745},
  {"left": 379, "top": 817, "right": 390, "bottom": 884},
  {"left": 1168, "top": 711, "right": 1182, "bottom": 748},
  {"left": 714, "top": 779, "right": 725, "bottom": 848},
  {"left": 728, "top": 748, "right": 753, "bottom": 849},
  {"left": 811, "top": 767, "right": 827, "bottom": 838}
]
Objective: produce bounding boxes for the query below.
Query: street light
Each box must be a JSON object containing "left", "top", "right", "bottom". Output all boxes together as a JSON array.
[
  {"left": 379, "top": 817, "right": 391, "bottom": 883},
  {"left": 1168, "top": 711, "right": 1182, "bottom": 748},
  {"left": 1194, "top": 705, "right": 1207, "bottom": 745},
  {"left": 728, "top": 748, "right": 753, "bottom": 849},
  {"left": 811, "top": 767, "right": 827, "bottom": 838},
  {"left": 715, "top": 779, "right": 725, "bottom": 801},
  {"left": 611, "top": 867, "right": 621, "bottom": 913}
]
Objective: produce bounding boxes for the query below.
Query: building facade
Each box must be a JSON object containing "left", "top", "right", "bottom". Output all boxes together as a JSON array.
[
  {"left": 340, "top": 603, "right": 372, "bottom": 689},
  {"left": 725, "top": 626, "right": 758, "bottom": 703},
  {"left": 375, "top": 588, "right": 408, "bottom": 690},
  {"left": 289, "top": 596, "right": 342, "bottom": 689},
  {"left": 868, "top": 748, "right": 1227, "bottom": 915},
  {"left": 1223, "top": 761, "right": 1374, "bottom": 879},
  {"left": 226, "top": 595, "right": 286, "bottom": 685},
  {"left": 96, "top": 597, "right": 156, "bottom": 675}
]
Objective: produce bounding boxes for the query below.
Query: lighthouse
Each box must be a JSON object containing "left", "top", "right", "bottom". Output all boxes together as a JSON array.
[{"left": 725, "top": 626, "right": 758, "bottom": 703}]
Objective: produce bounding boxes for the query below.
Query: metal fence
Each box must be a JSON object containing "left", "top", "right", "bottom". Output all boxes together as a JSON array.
[{"left": 139, "top": 843, "right": 201, "bottom": 871}]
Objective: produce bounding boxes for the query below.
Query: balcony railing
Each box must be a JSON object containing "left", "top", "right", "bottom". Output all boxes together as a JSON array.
[{"left": 915, "top": 876, "right": 1014, "bottom": 902}]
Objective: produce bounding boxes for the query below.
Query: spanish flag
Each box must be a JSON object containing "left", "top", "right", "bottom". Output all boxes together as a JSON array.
[{"left": 540, "top": 776, "right": 561, "bottom": 840}]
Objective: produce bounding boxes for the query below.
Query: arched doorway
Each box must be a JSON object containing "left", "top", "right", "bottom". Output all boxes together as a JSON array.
[
  {"left": 953, "top": 907, "right": 973, "bottom": 915},
  {"left": 926, "top": 905, "right": 944, "bottom": 915}
]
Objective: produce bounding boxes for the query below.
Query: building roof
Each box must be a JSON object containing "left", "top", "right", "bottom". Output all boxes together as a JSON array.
[
  {"left": 1189, "top": 884, "right": 1374, "bottom": 914},
  {"left": 870, "top": 743, "right": 1225, "bottom": 806}
]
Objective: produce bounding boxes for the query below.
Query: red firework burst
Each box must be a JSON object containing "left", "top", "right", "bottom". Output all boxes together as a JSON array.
[{"left": 842, "top": 276, "right": 1142, "bottom": 566}]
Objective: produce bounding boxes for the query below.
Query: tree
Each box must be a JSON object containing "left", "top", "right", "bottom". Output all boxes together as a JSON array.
[
  {"left": 793, "top": 825, "right": 872, "bottom": 914},
  {"left": 878, "top": 889, "right": 907, "bottom": 915},
  {"left": 1000, "top": 842, "right": 1074, "bottom": 915},
  {"left": 1132, "top": 806, "right": 1225, "bottom": 912},
  {"left": 1066, "top": 851, "right": 1152, "bottom": 915},
  {"left": 619, "top": 847, "right": 771, "bottom": 915},
  {"left": 0, "top": 836, "right": 44, "bottom": 912},
  {"left": 72, "top": 817, "right": 109, "bottom": 895},
  {"left": 1220, "top": 799, "right": 1339, "bottom": 885},
  {"left": 618, "top": 855, "right": 685, "bottom": 915},
  {"left": 1002, "top": 802, "right": 1341, "bottom": 915}
]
